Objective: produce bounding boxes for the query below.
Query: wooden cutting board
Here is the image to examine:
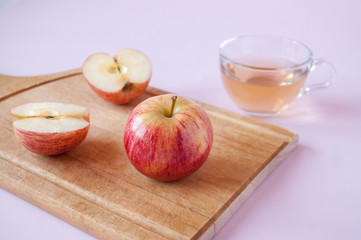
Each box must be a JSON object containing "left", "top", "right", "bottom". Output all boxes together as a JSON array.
[{"left": 0, "top": 69, "right": 298, "bottom": 240}]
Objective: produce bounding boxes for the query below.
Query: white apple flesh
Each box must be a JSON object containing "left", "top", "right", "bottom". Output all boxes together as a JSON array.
[
  {"left": 82, "top": 48, "right": 152, "bottom": 104},
  {"left": 11, "top": 102, "right": 90, "bottom": 155},
  {"left": 124, "top": 94, "right": 214, "bottom": 181}
]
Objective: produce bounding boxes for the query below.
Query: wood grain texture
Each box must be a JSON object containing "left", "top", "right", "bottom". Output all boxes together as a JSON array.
[{"left": 0, "top": 70, "right": 298, "bottom": 240}]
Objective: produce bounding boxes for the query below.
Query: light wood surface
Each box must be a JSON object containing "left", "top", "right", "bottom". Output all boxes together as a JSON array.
[{"left": 0, "top": 70, "right": 298, "bottom": 240}]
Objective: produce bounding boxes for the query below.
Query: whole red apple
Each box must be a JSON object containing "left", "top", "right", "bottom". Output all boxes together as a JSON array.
[{"left": 123, "top": 94, "right": 213, "bottom": 181}]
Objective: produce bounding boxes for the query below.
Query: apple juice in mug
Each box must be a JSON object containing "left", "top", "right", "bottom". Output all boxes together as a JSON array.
[
  {"left": 219, "top": 36, "right": 336, "bottom": 116},
  {"left": 221, "top": 57, "right": 307, "bottom": 114}
]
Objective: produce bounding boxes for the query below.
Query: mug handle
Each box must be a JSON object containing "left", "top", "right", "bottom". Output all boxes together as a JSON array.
[{"left": 299, "top": 58, "right": 336, "bottom": 96}]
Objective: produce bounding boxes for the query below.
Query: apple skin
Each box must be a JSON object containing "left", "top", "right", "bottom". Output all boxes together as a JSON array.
[
  {"left": 123, "top": 94, "right": 213, "bottom": 181},
  {"left": 87, "top": 78, "right": 150, "bottom": 104},
  {"left": 13, "top": 126, "right": 89, "bottom": 156}
]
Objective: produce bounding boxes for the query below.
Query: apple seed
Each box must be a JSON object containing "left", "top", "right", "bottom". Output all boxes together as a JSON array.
[
  {"left": 45, "top": 115, "right": 61, "bottom": 120},
  {"left": 122, "top": 81, "right": 133, "bottom": 91}
]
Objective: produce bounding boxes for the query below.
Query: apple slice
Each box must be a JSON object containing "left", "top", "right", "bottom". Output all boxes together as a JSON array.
[
  {"left": 82, "top": 48, "right": 152, "bottom": 104},
  {"left": 11, "top": 102, "right": 90, "bottom": 155}
]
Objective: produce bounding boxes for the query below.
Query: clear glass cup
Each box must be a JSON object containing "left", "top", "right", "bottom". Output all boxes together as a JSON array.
[{"left": 219, "top": 35, "right": 336, "bottom": 116}]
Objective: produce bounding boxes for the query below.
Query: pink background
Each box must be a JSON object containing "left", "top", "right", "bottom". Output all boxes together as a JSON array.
[{"left": 1, "top": 0, "right": 360, "bottom": 239}]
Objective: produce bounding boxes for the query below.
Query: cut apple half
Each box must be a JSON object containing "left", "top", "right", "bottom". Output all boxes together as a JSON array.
[
  {"left": 11, "top": 102, "right": 90, "bottom": 155},
  {"left": 82, "top": 48, "right": 152, "bottom": 104}
]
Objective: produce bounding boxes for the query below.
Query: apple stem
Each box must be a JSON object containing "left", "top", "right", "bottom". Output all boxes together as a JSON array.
[{"left": 169, "top": 96, "right": 177, "bottom": 117}]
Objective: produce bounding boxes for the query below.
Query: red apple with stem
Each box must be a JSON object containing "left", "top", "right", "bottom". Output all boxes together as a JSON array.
[
  {"left": 11, "top": 102, "right": 90, "bottom": 155},
  {"left": 124, "top": 94, "right": 213, "bottom": 181},
  {"left": 82, "top": 48, "right": 151, "bottom": 104}
]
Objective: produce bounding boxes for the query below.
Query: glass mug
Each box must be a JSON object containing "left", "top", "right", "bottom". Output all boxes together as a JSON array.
[{"left": 219, "top": 35, "right": 336, "bottom": 116}]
